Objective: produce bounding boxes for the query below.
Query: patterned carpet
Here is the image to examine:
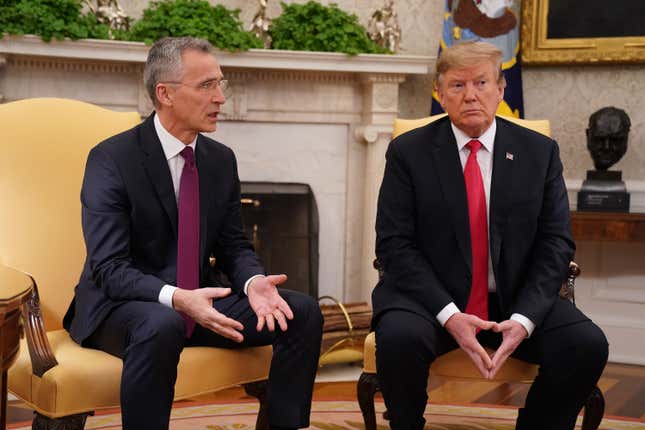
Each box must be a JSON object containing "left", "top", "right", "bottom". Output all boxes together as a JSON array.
[{"left": 8, "top": 400, "right": 644, "bottom": 430}]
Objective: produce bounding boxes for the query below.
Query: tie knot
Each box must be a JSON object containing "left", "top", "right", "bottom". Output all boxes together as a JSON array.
[
  {"left": 180, "top": 146, "right": 195, "bottom": 165},
  {"left": 466, "top": 139, "right": 482, "bottom": 154}
]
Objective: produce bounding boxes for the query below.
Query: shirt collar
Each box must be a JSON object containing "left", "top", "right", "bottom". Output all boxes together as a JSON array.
[
  {"left": 450, "top": 118, "right": 496, "bottom": 154},
  {"left": 153, "top": 113, "right": 197, "bottom": 160}
]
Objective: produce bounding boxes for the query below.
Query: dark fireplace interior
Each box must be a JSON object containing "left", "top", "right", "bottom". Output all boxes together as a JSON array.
[{"left": 240, "top": 182, "right": 319, "bottom": 298}]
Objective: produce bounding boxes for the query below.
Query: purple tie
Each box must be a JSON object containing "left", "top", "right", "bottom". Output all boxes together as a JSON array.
[{"left": 177, "top": 146, "right": 200, "bottom": 337}]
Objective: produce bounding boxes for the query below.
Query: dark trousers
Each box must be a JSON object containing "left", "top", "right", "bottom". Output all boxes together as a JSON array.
[
  {"left": 374, "top": 296, "right": 608, "bottom": 430},
  {"left": 85, "top": 289, "right": 323, "bottom": 430}
]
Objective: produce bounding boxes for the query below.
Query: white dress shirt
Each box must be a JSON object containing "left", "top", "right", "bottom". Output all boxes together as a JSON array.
[
  {"left": 435, "top": 119, "right": 535, "bottom": 337},
  {"left": 154, "top": 115, "right": 263, "bottom": 308}
]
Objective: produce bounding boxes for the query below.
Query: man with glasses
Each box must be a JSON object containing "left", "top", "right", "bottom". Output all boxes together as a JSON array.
[{"left": 63, "top": 36, "right": 323, "bottom": 430}]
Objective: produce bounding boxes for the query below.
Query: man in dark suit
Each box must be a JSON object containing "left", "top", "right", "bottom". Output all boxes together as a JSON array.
[
  {"left": 372, "top": 41, "right": 608, "bottom": 430},
  {"left": 63, "top": 37, "right": 323, "bottom": 430}
]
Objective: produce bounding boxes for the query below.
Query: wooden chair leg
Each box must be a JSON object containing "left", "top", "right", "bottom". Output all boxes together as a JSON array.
[
  {"left": 32, "top": 411, "right": 92, "bottom": 430},
  {"left": 581, "top": 385, "right": 605, "bottom": 430},
  {"left": 244, "top": 380, "right": 269, "bottom": 430},
  {"left": 357, "top": 372, "right": 380, "bottom": 430}
]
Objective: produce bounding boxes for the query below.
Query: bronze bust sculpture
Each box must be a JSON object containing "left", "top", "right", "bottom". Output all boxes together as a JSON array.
[
  {"left": 578, "top": 106, "right": 631, "bottom": 212},
  {"left": 586, "top": 106, "right": 630, "bottom": 172}
]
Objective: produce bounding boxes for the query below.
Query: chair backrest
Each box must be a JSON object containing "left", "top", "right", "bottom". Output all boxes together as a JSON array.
[
  {"left": 393, "top": 113, "right": 551, "bottom": 139},
  {"left": 0, "top": 98, "right": 141, "bottom": 330}
]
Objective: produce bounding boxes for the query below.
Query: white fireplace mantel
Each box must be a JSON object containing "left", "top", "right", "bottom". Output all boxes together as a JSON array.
[
  {"left": 0, "top": 35, "right": 430, "bottom": 74},
  {"left": 0, "top": 35, "right": 434, "bottom": 304}
]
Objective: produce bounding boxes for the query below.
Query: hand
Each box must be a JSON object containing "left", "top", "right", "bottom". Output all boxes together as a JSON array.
[
  {"left": 172, "top": 287, "right": 244, "bottom": 342},
  {"left": 247, "top": 274, "right": 294, "bottom": 332},
  {"left": 489, "top": 319, "right": 528, "bottom": 378},
  {"left": 444, "top": 313, "right": 498, "bottom": 378}
]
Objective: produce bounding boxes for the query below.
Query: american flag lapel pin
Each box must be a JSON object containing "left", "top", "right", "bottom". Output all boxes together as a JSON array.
[{"left": 506, "top": 152, "right": 514, "bottom": 161}]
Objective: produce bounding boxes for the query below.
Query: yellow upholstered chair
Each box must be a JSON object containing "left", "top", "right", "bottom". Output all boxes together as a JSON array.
[
  {"left": 1, "top": 98, "right": 272, "bottom": 429},
  {"left": 357, "top": 114, "right": 604, "bottom": 430}
]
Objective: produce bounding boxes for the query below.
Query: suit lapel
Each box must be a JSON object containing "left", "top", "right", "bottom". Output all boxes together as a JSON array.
[
  {"left": 195, "top": 135, "right": 216, "bottom": 262},
  {"left": 429, "top": 120, "right": 472, "bottom": 273},
  {"left": 489, "top": 118, "right": 515, "bottom": 275},
  {"left": 139, "top": 115, "right": 178, "bottom": 236}
]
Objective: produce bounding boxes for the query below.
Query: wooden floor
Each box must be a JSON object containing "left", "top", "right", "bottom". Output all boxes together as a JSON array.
[
  {"left": 6, "top": 362, "right": 645, "bottom": 425},
  {"left": 198, "top": 362, "right": 645, "bottom": 419}
]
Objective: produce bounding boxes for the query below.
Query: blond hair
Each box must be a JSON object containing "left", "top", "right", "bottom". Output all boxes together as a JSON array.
[{"left": 434, "top": 41, "right": 506, "bottom": 88}]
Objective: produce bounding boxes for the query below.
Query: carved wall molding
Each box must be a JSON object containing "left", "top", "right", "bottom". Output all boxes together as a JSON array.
[
  {"left": 354, "top": 125, "right": 393, "bottom": 145},
  {"left": 361, "top": 74, "right": 406, "bottom": 84},
  {"left": 8, "top": 56, "right": 140, "bottom": 75},
  {"left": 225, "top": 69, "right": 356, "bottom": 84},
  {"left": 220, "top": 81, "right": 248, "bottom": 121}
]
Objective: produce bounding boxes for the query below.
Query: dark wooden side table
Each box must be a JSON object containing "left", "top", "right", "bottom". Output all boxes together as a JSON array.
[
  {"left": 0, "top": 266, "right": 33, "bottom": 430},
  {"left": 571, "top": 211, "right": 645, "bottom": 242}
]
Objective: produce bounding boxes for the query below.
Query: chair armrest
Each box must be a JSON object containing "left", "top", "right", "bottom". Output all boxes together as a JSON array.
[
  {"left": 21, "top": 275, "right": 59, "bottom": 377},
  {"left": 559, "top": 261, "right": 581, "bottom": 304}
]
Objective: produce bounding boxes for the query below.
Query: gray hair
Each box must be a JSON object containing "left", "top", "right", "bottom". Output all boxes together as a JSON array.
[
  {"left": 144, "top": 37, "right": 214, "bottom": 108},
  {"left": 434, "top": 41, "right": 506, "bottom": 89}
]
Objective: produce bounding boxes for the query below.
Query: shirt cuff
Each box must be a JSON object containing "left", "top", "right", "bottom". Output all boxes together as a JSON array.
[
  {"left": 243, "top": 274, "right": 265, "bottom": 295},
  {"left": 510, "top": 313, "right": 535, "bottom": 338},
  {"left": 159, "top": 284, "right": 178, "bottom": 308},
  {"left": 436, "top": 302, "right": 460, "bottom": 326}
]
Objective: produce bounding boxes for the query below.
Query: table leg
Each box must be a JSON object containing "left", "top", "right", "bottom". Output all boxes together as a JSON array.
[{"left": 1, "top": 369, "right": 7, "bottom": 430}]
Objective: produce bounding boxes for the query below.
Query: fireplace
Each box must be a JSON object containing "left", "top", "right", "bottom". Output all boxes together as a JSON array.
[{"left": 240, "top": 182, "right": 319, "bottom": 298}]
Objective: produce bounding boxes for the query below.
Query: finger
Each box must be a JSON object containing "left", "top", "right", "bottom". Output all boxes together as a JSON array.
[
  {"left": 274, "top": 310, "right": 289, "bottom": 331},
  {"left": 490, "top": 347, "right": 511, "bottom": 373},
  {"left": 470, "top": 341, "right": 493, "bottom": 370},
  {"left": 474, "top": 318, "right": 498, "bottom": 331},
  {"left": 489, "top": 352, "right": 510, "bottom": 379},
  {"left": 265, "top": 313, "right": 276, "bottom": 332},
  {"left": 278, "top": 299, "right": 294, "bottom": 320},
  {"left": 212, "top": 312, "right": 244, "bottom": 331},
  {"left": 467, "top": 350, "right": 490, "bottom": 378},
  {"left": 256, "top": 315, "right": 265, "bottom": 332},
  {"left": 494, "top": 320, "right": 515, "bottom": 333},
  {"left": 211, "top": 322, "right": 244, "bottom": 343},
  {"left": 266, "top": 274, "right": 288, "bottom": 286},
  {"left": 203, "top": 287, "right": 232, "bottom": 298}
]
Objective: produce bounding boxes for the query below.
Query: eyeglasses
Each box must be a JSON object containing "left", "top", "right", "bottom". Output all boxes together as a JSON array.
[{"left": 163, "top": 79, "right": 229, "bottom": 93}]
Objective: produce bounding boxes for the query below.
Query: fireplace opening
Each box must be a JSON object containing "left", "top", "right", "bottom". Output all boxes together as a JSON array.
[{"left": 240, "top": 182, "right": 319, "bottom": 298}]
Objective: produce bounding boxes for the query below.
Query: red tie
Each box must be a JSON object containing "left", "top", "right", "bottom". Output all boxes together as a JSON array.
[
  {"left": 177, "top": 146, "right": 200, "bottom": 337},
  {"left": 464, "top": 140, "right": 488, "bottom": 322}
]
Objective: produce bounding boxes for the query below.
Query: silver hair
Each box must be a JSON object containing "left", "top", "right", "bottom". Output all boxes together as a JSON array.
[{"left": 143, "top": 37, "right": 214, "bottom": 108}]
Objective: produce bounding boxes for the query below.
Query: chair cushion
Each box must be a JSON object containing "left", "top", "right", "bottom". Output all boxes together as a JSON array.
[
  {"left": 362, "top": 332, "right": 537, "bottom": 382},
  {"left": 9, "top": 330, "right": 272, "bottom": 418}
]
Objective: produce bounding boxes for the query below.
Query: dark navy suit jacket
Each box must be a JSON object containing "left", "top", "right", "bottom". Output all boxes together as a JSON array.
[
  {"left": 64, "top": 114, "right": 264, "bottom": 344},
  {"left": 372, "top": 116, "right": 587, "bottom": 332}
]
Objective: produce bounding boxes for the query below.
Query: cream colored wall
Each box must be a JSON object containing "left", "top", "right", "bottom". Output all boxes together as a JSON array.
[{"left": 119, "top": 0, "right": 644, "bottom": 180}]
